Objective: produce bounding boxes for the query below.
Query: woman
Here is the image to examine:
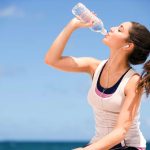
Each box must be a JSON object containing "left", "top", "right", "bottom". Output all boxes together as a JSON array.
[{"left": 45, "top": 17, "right": 150, "bottom": 150}]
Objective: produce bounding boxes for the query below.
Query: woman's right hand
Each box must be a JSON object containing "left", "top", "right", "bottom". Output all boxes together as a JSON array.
[{"left": 69, "top": 17, "right": 94, "bottom": 30}]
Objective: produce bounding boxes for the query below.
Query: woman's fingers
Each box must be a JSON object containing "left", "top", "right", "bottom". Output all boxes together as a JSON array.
[{"left": 80, "top": 20, "right": 94, "bottom": 28}]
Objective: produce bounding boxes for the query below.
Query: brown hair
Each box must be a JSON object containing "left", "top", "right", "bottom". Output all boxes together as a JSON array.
[{"left": 127, "top": 22, "right": 150, "bottom": 98}]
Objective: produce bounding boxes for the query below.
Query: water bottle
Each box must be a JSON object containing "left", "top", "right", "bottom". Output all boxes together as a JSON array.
[{"left": 72, "top": 2, "right": 107, "bottom": 35}]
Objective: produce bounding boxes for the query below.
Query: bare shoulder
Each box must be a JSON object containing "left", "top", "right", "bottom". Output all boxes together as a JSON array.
[{"left": 124, "top": 72, "right": 143, "bottom": 96}]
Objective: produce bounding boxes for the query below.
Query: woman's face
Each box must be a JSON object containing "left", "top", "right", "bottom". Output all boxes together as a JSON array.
[{"left": 102, "top": 22, "right": 132, "bottom": 49}]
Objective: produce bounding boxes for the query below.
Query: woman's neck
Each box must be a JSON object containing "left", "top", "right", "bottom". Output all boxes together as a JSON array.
[{"left": 105, "top": 54, "right": 131, "bottom": 74}]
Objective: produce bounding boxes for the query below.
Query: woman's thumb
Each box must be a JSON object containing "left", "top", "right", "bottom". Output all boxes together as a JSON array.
[{"left": 85, "top": 20, "right": 94, "bottom": 27}]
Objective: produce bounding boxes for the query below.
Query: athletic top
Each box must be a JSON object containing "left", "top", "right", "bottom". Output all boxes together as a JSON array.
[
  {"left": 96, "top": 59, "right": 132, "bottom": 97},
  {"left": 87, "top": 59, "right": 146, "bottom": 148}
]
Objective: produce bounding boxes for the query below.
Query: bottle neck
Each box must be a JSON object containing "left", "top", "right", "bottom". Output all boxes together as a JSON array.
[{"left": 101, "top": 28, "right": 107, "bottom": 35}]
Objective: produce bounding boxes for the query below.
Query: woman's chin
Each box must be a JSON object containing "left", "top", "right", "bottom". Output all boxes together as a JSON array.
[{"left": 102, "top": 38, "right": 109, "bottom": 45}]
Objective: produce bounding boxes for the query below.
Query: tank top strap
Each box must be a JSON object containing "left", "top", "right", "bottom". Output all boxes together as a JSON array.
[
  {"left": 92, "top": 59, "right": 108, "bottom": 85},
  {"left": 119, "top": 68, "right": 140, "bottom": 97}
]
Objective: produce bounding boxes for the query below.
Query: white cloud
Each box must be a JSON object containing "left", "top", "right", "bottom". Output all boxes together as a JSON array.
[{"left": 0, "top": 5, "right": 24, "bottom": 18}]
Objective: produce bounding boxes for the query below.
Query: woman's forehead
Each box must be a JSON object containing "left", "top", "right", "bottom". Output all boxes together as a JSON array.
[{"left": 120, "top": 22, "right": 132, "bottom": 30}]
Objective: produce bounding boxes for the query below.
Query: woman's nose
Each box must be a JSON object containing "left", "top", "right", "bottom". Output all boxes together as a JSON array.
[{"left": 110, "top": 27, "right": 116, "bottom": 32}]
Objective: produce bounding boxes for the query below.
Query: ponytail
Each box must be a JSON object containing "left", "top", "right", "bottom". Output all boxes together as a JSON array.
[{"left": 137, "top": 59, "right": 150, "bottom": 98}]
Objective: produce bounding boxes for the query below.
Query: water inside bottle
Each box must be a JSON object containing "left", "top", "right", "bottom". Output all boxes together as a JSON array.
[{"left": 90, "top": 21, "right": 107, "bottom": 35}]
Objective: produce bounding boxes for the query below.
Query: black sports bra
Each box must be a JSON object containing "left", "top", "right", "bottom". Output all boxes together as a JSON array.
[{"left": 96, "top": 61, "right": 132, "bottom": 94}]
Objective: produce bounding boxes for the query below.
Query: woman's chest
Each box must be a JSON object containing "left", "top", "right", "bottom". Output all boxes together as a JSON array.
[
  {"left": 87, "top": 83, "right": 125, "bottom": 113},
  {"left": 99, "top": 69, "right": 125, "bottom": 89}
]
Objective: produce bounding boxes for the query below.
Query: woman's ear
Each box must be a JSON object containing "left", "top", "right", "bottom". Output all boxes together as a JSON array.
[
  {"left": 124, "top": 43, "right": 134, "bottom": 54},
  {"left": 124, "top": 43, "right": 134, "bottom": 52},
  {"left": 129, "top": 43, "right": 134, "bottom": 49}
]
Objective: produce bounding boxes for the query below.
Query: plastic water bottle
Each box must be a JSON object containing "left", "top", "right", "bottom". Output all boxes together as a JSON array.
[{"left": 72, "top": 2, "right": 107, "bottom": 35}]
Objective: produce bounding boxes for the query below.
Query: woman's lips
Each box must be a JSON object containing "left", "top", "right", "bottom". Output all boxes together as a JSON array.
[{"left": 105, "top": 33, "right": 109, "bottom": 38}]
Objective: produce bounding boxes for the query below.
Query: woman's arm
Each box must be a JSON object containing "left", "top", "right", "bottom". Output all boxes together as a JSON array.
[
  {"left": 45, "top": 18, "right": 79, "bottom": 65},
  {"left": 45, "top": 18, "right": 101, "bottom": 76},
  {"left": 81, "top": 74, "right": 143, "bottom": 150}
]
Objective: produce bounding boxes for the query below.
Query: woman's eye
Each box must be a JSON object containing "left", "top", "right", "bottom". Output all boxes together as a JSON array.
[{"left": 118, "top": 29, "right": 121, "bottom": 32}]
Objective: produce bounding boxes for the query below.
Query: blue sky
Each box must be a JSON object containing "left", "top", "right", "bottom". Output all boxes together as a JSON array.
[{"left": 0, "top": 0, "right": 150, "bottom": 142}]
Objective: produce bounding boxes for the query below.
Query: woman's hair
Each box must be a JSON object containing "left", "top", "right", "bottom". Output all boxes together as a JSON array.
[{"left": 127, "top": 21, "right": 150, "bottom": 98}]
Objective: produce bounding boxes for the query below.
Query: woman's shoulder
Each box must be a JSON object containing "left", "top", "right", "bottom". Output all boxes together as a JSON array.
[
  {"left": 129, "top": 68, "right": 141, "bottom": 77},
  {"left": 124, "top": 69, "right": 142, "bottom": 96}
]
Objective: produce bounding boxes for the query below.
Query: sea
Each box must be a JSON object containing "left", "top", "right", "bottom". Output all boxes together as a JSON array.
[{"left": 0, "top": 141, "right": 150, "bottom": 150}]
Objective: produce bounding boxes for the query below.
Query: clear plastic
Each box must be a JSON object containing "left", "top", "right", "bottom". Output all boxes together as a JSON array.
[{"left": 72, "top": 2, "right": 107, "bottom": 35}]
